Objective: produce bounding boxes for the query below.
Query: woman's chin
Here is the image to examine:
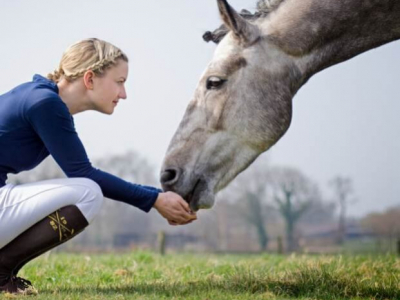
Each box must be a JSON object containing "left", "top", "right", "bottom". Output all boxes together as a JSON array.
[{"left": 102, "top": 107, "right": 115, "bottom": 115}]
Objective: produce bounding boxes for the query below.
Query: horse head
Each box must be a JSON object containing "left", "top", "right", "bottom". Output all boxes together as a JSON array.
[{"left": 160, "top": 0, "right": 302, "bottom": 210}]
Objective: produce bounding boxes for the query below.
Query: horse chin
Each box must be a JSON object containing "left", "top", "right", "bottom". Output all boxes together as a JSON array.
[{"left": 187, "top": 179, "right": 215, "bottom": 211}]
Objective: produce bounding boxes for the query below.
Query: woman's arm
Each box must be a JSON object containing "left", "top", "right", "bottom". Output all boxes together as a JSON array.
[{"left": 26, "top": 98, "right": 160, "bottom": 212}]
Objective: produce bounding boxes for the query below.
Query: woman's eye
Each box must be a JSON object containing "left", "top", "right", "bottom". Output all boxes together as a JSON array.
[{"left": 206, "top": 76, "right": 226, "bottom": 90}]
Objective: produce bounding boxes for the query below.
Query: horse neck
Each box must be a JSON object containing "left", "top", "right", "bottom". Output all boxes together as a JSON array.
[{"left": 260, "top": 0, "right": 400, "bottom": 81}]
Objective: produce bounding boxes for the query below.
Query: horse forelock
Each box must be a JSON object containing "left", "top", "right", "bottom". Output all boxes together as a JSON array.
[{"left": 203, "top": 0, "right": 285, "bottom": 44}]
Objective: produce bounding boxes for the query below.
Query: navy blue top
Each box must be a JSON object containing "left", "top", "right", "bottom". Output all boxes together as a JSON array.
[{"left": 0, "top": 74, "right": 160, "bottom": 212}]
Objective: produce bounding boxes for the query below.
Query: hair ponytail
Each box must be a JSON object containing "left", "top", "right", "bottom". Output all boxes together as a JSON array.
[{"left": 47, "top": 69, "right": 64, "bottom": 84}]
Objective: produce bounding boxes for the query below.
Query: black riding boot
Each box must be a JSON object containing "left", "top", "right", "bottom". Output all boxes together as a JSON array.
[{"left": 0, "top": 205, "right": 89, "bottom": 295}]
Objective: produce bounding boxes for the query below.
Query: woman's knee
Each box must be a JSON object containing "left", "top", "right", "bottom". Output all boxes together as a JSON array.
[{"left": 69, "top": 178, "right": 104, "bottom": 224}]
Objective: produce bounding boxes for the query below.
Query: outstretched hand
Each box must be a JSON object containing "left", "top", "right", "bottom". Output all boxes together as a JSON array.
[{"left": 153, "top": 192, "right": 197, "bottom": 225}]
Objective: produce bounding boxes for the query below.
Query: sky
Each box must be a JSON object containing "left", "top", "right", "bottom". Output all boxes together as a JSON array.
[{"left": 0, "top": 0, "right": 399, "bottom": 218}]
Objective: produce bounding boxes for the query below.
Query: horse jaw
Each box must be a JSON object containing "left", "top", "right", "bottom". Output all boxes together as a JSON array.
[{"left": 162, "top": 122, "right": 271, "bottom": 210}]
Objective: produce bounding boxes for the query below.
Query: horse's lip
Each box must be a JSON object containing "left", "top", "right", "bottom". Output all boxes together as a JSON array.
[
  {"left": 186, "top": 179, "right": 203, "bottom": 211},
  {"left": 186, "top": 179, "right": 201, "bottom": 204}
]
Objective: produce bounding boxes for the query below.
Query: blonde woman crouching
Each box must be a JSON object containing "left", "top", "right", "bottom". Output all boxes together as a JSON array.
[{"left": 0, "top": 38, "right": 196, "bottom": 295}]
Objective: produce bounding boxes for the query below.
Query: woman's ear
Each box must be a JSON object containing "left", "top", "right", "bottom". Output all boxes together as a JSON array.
[{"left": 83, "top": 70, "right": 95, "bottom": 90}]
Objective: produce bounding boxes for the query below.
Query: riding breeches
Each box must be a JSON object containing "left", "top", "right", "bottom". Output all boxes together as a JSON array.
[{"left": 0, "top": 178, "right": 104, "bottom": 249}]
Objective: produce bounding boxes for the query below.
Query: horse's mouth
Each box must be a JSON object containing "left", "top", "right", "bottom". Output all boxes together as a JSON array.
[
  {"left": 186, "top": 178, "right": 214, "bottom": 211},
  {"left": 186, "top": 179, "right": 202, "bottom": 211}
]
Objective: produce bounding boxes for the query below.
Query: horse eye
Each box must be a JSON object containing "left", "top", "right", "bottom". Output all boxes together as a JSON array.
[{"left": 206, "top": 76, "right": 226, "bottom": 90}]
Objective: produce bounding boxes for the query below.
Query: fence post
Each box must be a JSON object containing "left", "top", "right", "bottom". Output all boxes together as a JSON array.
[
  {"left": 277, "top": 236, "right": 284, "bottom": 254},
  {"left": 158, "top": 231, "right": 166, "bottom": 255},
  {"left": 397, "top": 238, "right": 400, "bottom": 256}
]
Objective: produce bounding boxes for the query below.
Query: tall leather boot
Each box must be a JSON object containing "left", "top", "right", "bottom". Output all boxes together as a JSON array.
[{"left": 0, "top": 205, "right": 89, "bottom": 295}]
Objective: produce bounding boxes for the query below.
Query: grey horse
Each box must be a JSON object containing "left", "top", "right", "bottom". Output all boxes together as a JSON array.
[{"left": 161, "top": 0, "right": 400, "bottom": 211}]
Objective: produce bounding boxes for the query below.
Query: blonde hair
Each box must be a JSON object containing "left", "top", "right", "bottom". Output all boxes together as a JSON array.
[{"left": 47, "top": 38, "right": 128, "bottom": 83}]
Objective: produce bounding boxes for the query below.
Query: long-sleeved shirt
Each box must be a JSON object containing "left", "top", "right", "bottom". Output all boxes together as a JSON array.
[{"left": 0, "top": 74, "right": 160, "bottom": 212}]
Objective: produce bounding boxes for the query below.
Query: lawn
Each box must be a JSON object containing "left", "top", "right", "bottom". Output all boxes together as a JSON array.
[{"left": 6, "top": 252, "right": 400, "bottom": 300}]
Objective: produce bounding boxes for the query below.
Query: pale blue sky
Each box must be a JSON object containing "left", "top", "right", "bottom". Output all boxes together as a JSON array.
[{"left": 1, "top": 0, "right": 399, "bottom": 217}]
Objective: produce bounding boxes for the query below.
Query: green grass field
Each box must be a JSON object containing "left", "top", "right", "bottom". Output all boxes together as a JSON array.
[{"left": 6, "top": 252, "right": 400, "bottom": 300}]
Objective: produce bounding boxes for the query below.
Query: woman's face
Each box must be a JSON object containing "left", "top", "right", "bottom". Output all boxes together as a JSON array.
[{"left": 91, "top": 60, "right": 129, "bottom": 115}]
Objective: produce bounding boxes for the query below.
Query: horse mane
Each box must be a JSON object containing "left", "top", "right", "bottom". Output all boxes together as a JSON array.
[
  {"left": 203, "top": 0, "right": 285, "bottom": 44},
  {"left": 257, "top": 0, "right": 285, "bottom": 13}
]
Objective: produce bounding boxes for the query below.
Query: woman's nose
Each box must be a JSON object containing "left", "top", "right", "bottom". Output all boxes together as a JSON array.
[{"left": 119, "top": 87, "right": 127, "bottom": 99}]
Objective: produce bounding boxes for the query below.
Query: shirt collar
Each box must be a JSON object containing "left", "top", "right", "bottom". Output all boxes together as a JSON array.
[{"left": 32, "top": 74, "right": 59, "bottom": 94}]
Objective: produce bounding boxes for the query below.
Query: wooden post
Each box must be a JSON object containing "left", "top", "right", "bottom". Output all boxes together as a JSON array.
[
  {"left": 397, "top": 238, "right": 400, "bottom": 256},
  {"left": 158, "top": 231, "right": 166, "bottom": 255},
  {"left": 277, "top": 236, "right": 284, "bottom": 254}
]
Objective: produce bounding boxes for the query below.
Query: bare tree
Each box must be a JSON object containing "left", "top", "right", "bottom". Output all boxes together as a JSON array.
[
  {"left": 361, "top": 208, "right": 400, "bottom": 236},
  {"left": 361, "top": 207, "right": 400, "bottom": 253},
  {"left": 329, "top": 176, "right": 355, "bottom": 244},
  {"left": 268, "top": 167, "right": 321, "bottom": 252},
  {"left": 220, "top": 157, "right": 271, "bottom": 251},
  {"left": 243, "top": 191, "right": 269, "bottom": 250}
]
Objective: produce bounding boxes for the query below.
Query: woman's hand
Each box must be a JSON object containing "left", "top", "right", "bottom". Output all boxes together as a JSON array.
[{"left": 153, "top": 192, "right": 197, "bottom": 225}]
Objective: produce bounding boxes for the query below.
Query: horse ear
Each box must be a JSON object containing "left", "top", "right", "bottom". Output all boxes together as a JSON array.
[{"left": 217, "top": 0, "right": 260, "bottom": 45}]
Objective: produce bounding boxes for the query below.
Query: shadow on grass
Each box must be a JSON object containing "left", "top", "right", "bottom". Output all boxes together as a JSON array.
[{"left": 38, "top": 276, "right": 399, "bottom": 300}]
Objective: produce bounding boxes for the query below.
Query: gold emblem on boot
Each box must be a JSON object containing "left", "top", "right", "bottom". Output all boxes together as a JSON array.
[{"left": 48, "top": 211, "right": 75, "bottom": 242}]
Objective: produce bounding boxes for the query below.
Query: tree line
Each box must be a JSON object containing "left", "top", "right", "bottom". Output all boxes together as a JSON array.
[{"left": 9, "top": 151, "right": 399, "bottom": 253}]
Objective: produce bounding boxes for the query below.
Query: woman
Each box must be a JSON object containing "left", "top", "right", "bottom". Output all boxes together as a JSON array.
[{"left": 0, "top": 38, "right": 196, "bottom": 295}]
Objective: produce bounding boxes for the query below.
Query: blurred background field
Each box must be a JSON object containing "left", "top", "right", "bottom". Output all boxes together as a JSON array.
[
  {"left": 15, "top": 251, "right": 400, "bottom": 300},
  {"left": 9, "top": 153, "right": 400, "bottom": 256}
]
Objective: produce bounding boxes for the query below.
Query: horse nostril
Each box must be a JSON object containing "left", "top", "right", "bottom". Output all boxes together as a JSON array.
[{"left": 160, "top": 168, "right": 180, "bottom": 186}]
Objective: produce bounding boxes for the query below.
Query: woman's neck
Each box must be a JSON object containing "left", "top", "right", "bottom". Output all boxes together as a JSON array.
[{"left": 57, "top": 79, "right": 92, "bottom": 115}]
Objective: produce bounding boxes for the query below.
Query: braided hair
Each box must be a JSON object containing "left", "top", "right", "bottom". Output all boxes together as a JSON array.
[{"left": 47, "top": 38, "right": 128, "bottom": 83}]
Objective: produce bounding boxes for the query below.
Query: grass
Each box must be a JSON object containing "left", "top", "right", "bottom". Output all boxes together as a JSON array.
[{"left": 5, "top": 252, "right": 400, "bottom": 300}]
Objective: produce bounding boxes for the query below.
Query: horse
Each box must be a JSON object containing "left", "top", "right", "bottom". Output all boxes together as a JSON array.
[{"left": 160, "top": 0, "right": 400, "bottom": 211}]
